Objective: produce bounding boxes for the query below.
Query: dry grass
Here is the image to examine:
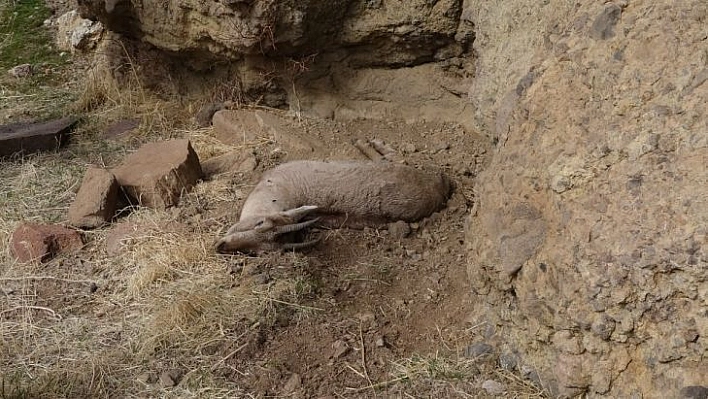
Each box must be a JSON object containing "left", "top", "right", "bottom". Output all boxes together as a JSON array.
[
  {"left": 387, "top": 353, "right": 547, "bottom": 398},
  {"left": 0, "top": 110, "right": 320, "bottom": 397},
  {"left": 0, "top": 28, "right": 294, "bottom": 394},
  {"left": 0, "top": 149, "right": 310, "bottom": 397}
]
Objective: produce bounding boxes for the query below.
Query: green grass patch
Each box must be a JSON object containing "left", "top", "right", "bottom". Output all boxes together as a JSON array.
[{"left": 0, "top": 0, "right": 64, "bottom": 69}]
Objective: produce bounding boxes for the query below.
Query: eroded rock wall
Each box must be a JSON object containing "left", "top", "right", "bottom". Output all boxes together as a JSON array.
[
  {"left": 77, "top": 0, "right": 474, "bottom": 126},
  {"left": 77, "top": 0, "right": 466, "bottom": 64},
  {"left": 465, "top": 0, "right": 707, "bottom": 396}
]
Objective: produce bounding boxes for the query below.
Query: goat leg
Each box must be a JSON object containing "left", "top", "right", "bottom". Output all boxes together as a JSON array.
[
  {"left": 369, "top": 139, "right": 397, "bottom": 161},
  {"left": 353, "top": 139, "right": 385, "bottom": 161},
  {"left": 274, "top": 217, "right": 320, "bottom": 234},
  {"left": 281, "top": 237, "right": 321, "bottom": 251}
]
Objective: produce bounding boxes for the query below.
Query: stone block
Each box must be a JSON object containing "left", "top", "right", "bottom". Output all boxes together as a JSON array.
[
  {"left": 112, "top": 139, "right": 203, "bottom": 209},
  {"left": 68, "top": 167, "right": 119, "bottom": 228}
]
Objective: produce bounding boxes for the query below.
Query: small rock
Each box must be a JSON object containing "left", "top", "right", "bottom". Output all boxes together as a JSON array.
[
  {"left": 10, "top": 223, "right": 83, "bottom": 263},
  {"left": 434, "top": 142, "right": 450, "bottom": 153},
  {"left": 401, "top": 143, "right": 417, "bottom": 154},
  {"left": 158, "top": 371, "right": 175, "bottom": 387},
  {"left": 332, "top": 339, "right": 350, "bottom": 359},
  {"left": 112, "top": 139, "right": 203, "bottom": 209},
  {"left": 105, "top": 222, "right": 139, "bottom": 255},
  {"left": 388, "top": 221, "right": 411, "bottom": 239},
  {"left": 482, "top": 379, "right": 506, "bottom": 395},
  {"left": 56, "top": 10, "right": 104, "bottom": 52},
  {"left": 521, "top": 365, "right": 543, "bottom": 388},
  {"left": 252, "top": 273, "right": 271, "bottom": 285},
  {"left": 591, "top": 315, "right": 616, "bottom": 341},
  {"left": 498, "top": 351, "right": 519, "bottom": 371},
  {"left": 552, "top": 330, "right": 584, "bottom": 355},
  {"left": 136, "top": 372, "right": 156, "bottom": 384},
  {"left": 8, "top": 64, "right": 33, "bottom": 78},
  {"left": 283, "top": 373, "right": 302, "bottom": 393},
  {"left": 195, "top": 102, "right": 229, "bottom": 127},
  {"left": 68, "top": 167, "right": 119, "bottom": 228},
  {"left": 463, "top": 342, "right": 494, "bottom": 359},
  {"left": 375, "top": 335, "right": 386, "bottom": 347}
]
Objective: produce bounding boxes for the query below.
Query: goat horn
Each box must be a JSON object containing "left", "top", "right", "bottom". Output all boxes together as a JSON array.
[
  {"left": 282, "top": 238, "right": 321, "bottom": 251},
  {"left": 275, "top": 217, "right": 320, "bottom": 234},
  {"left": 282, "top": 205, "right": 319, "bottom": 220}
]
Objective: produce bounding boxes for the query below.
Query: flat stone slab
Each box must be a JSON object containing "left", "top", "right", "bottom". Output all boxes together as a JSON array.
[
  {"left": 0, "top": 117, "right": 77, "bottom": 159},
  {"left": 112, "top": 139, "right": 203, "bottom": 209},
  {"left": 10, "top": 223, "right": 83, "bottom": 263},
  {"left": 201, "top": 150, "right": 257, "bottom": 177},
  {"left": 212, "top": 109, "right": 262, "bottom": 145},
  {"left": 68, "top": 167, "right": 120, "bottom": 228},
  {"left": 104, "top": 118, "right": 139, "bottom": 139},
  {"left": 212, "top": 109, "right": 325, "bottom": 157}
]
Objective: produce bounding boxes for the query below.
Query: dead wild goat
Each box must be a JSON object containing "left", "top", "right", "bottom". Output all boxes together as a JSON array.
[{"left": 216, "top": 159, "right": 453, "bottom": 254}]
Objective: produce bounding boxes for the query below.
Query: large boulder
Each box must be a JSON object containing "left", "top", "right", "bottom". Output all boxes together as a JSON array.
[
  {"left": 465, "top": 0, "right": 707, "bottom": 397},
  {"left": 77, "top": 0, "right": 464, "bottom": 65},
  {"left": 68, "top": 167, "right": 120, "bottom": 228}
]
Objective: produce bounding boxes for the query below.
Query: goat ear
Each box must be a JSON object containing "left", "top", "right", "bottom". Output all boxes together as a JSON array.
[
  {"left": 281, "top": 205, "right": 319, "bottom": 221},
  {"left": 253, "top": 218, "right": 275, "bottom": 232}
]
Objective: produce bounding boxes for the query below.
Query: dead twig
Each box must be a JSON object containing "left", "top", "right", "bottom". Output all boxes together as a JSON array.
[
  {"left": 211, "top": 343, "right": 248, "bottom": 371},
  {"left": 251, "top": 290, "right": 324, "bottom": 311},
  {"left": 0, "top": 275, "right": 96, "bottom": 285},
  {"left": 0, "top": 305, "right": 62, "bottom": 320}
]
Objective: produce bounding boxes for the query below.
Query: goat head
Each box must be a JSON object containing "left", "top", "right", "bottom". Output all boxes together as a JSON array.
[{"left": 216, "top": 205, "right": 320, "bottom": 254}]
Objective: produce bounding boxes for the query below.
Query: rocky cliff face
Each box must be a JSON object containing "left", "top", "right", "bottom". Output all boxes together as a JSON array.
[
  {"left": 465, "top": 0, "right": 707, "bottom": 396},
  {"left": 77, "top": 0, "right": 707, "bottom": 396},
  {"left": 78, "top": 0, "right": 466, "bottom": 62},
  {"left": 78, "top": 0, "right": 474, "bottom": 124}
]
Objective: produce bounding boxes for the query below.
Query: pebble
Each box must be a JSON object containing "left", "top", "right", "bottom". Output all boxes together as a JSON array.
[
  {"left": 401, "top": 143, "right": 417, "bottom": 154},
  {"left": 159, "top": 372, "right": 175, "bottom": 387},
  {"left": 463, "top": 342, "right": 494, "bottom": 358},
  {"left": 283, "top": 373, "right": 302, "bottom": 393},
  {"left": 482, "top": 379, "right": 506, "bottom": 395},
  {"left": 375, "top": 335, "right": 386, "bottom": 347},
  {"left": 332, "top": 339, "right": 350, "bottom": 359},
  {"left": 136, "top": 372, "right": 156, "bottom": 384},
  {"left": 388, "top": 221, "right": 411, "bottom": 239},
  {"left": 498, "top": 351, "right": 518, "bottom": 371}
]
